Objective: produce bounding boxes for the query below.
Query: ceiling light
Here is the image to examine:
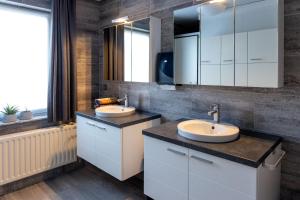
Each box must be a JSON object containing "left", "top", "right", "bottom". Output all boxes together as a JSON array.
[
  {"left": 112, "top": 16, "right": 129, "bottom": 24},
  {"left": 209, "top": 0, "right": 226, "bottom": 4}
]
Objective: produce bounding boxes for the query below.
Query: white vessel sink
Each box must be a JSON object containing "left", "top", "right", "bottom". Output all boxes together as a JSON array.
[
  {"left": 95, "top": 105, "right": 135, "bottom": 118},
  {"left": 177, "top": 120, "right": 239, "bottom": 143}
]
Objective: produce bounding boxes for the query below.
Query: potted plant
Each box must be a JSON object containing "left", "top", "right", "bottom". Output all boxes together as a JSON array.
[
  {"left": 19, "top": 108, "right": 33, "bottom": 120},
  {"left": 1, "top": 105, "right": 19, "bottom": 123}
]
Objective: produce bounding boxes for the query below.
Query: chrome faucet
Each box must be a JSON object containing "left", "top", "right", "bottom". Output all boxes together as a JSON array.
[
  {"left": 208, "top": 104, "right": 220, "bottom": 123},
  {"left": 118, "top": 94, "right": 128, "bottom": 107}
]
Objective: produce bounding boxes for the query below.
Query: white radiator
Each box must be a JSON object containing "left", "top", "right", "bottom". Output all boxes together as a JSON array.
[{"left": 0, "top": 124, "right": 77, "bottom": 185}]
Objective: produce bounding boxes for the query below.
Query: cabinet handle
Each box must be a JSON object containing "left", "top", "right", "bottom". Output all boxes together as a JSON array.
[
  {"left": 191, "top": 155, "right": 214, "bottom": 165},
  {"left": 250, "top": 58, "right": 263, "bottom": 61},
  {"left": 201, "top": 60, "right": 211, "bottom": 63},
  {"left": 167, "top": 148, "right": 186, "bottom": 156},
  {"left": 86, "top": 121, "right": 96, "bottom": 126},
  {"left": 94, "top": 125, "right": 107, "bottom": 131},
  {"left": 223, "top": 59, "right": 233, "bottom": 62},
  {"left": 86, "top": 122, "right": 106, "bottom": 131}
]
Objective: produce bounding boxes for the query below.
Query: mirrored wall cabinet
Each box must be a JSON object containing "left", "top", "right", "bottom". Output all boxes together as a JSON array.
[
  {"left": 174, "top": 0, "right": 284, "bottom": 88},
  {"left": 103, "top": 17, "right": 161, "bottom": 83}
]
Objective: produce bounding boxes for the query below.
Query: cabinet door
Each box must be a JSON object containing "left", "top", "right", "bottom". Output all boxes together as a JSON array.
[
  {"left": 235, "top": 63, "right": 248, "bottom": 87},
  {"left": 235, "top": 32, "right": 248, "bottom": 64},
  {"left": 201, "top": 64, "right": 220, "bottom": 86},
  {"left": 221, "top": 64, "right": 234, "bottom": 86},
  {"left": 174, "top": 36, "right": 198, "bottom": 85},
  {"left": 221, "top": 34, "right": 234, "bottom": 65},
  {"left": 76, "top": 116, "right": 98, "bottom": 165},
  {"left": 201, "top": 36, "right": 221, "bottom": 65},
  {"left": 248, "top": 63, "right": 278, "bottom": 88},
  {"left": 144, "top": 136, "right": 189, "bottom": 200},
  {"left": 189, "top": 149, "right": 256, "bottom": 200},
  {"left": 94, "top": 121, "right": 122, "bottom": 180},
  {"left": 248, "top": 29, "right": 278, "bottom": 63}
]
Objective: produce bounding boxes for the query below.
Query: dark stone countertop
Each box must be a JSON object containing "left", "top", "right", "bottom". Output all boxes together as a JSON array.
[
  {"left": 76, "top": 109, "right": 161, "bottom": 128},
  {"left": 143, "top": 120, "right": 282, "bottom": 168}
]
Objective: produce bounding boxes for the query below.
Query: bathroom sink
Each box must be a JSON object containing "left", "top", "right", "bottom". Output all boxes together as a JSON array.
[
  {"left": 95, "top": 105, "right": 135, "bottom": 118},
  {"left": 177, "top": 120, "right": 239, "bottom": 143}
]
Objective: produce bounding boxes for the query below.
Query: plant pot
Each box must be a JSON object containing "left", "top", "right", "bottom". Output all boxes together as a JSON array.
[
  {"left": 3, "top": 114, "right": 17, "bottom": 123},
  {"left": 19, "top": 111, "right": 33, "bottom": 120}
]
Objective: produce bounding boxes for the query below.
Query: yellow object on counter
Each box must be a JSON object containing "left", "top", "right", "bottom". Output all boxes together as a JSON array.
[{"left": 95, "top": 97, "right": 118, "bottom": 107}]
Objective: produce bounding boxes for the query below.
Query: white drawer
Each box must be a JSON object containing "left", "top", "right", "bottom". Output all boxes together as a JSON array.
[{"left": 189, "top": 149, "right": 257, "bottom": 197}]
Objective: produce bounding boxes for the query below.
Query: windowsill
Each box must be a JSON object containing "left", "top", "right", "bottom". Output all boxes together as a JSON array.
[
  {"left": 0, "top": 115, "right": 47, "bottom": 127},
  {"left": 0, "top": 115, "right": 55, "bottom": 136}
]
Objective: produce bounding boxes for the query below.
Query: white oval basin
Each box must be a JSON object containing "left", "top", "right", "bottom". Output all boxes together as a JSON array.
[
  {"left": 177, "top": 120, "right": 239, "bottom": 143},
  {"left": 95, "top": 105, "right": 135, "bottom": 118}
]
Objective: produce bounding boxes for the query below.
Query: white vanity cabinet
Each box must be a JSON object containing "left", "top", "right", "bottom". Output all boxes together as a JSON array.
[
  {"left": 77, "top": 116, "right": 160, "bottom": 181},
  {"left": 144, "top": 136, "right": 189, "bottom": 200},
  {"left": 144, "top": 136, "right": 282, "bottom": 200},
  {"left": 189, "top": 149, "right": 256, "bottom": 200}
]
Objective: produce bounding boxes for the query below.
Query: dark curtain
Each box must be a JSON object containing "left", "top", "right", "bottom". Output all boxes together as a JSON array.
[
  {"left": 48, "top": 0, "right": 76, "bottom": 123},
  {"left": 104, "top": 25, "right": 124, "bottom": 81}
]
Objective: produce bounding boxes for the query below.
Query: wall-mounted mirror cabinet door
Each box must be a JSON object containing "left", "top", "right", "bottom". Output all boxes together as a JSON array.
[
  {"left": 174, "top": 6, "right": 200, "bottom": 85},
  {"left": 236, "top": 0, "right": 283, "bottom": 88},
  {"left": 103, "top": 17, "right": 160, "bottom": 83},
  {"left": 200, "top": 0, "right": 234, "bottom": 86},
  {"left": 124, "top": 19, "right": 150, "bottom": 82},
  {"left": 103, "top": 25, "right": 124, "bottom": 81},
  {"left": 173, "top": 0, "right": 284, "bottom": 88},
  {"left": 173, "top": 1, "right": 235, "bottom": 86}
]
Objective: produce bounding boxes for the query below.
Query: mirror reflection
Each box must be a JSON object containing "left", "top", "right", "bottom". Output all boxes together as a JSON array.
[
  {"left": 200, "top": 0, "right": 234, "bottom": 86},
  {"left": 173, "top": 0, "right": 283, "bottom": 88},
  {"left": 235, "top": 0, "right": 279, "bottom": 88},
  {"left": 103, "top": 18, "right": 150, "bottom": 82}
]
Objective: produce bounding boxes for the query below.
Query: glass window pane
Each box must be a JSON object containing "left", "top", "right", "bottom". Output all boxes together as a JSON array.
[{"left": 0, "top": 5, "right": 49, "bottom": 112}]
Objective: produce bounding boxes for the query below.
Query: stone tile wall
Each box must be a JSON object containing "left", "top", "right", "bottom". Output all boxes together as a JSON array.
[{"left": 97, "top": 0, "right": 300, "bottom": 198}]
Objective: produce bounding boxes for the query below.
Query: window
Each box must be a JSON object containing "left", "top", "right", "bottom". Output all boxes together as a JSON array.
[
  {"left": 124, "top": 27, "right": 150, "bottom": 82},
  {"left": 0, "top": 4, "right": 50, "bottom": 115}
]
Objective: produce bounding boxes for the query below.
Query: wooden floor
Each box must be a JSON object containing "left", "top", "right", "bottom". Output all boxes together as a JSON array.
[{"left": 0, "top": 165, "right": 145, "bottom": 200}]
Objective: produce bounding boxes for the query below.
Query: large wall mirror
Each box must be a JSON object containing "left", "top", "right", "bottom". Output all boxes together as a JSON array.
[
  {"left": 103, "top": 17, "right": 161, "bottom": 83},
  {"left": 173, "top": 0, "right": 283, "bottom": 88}
]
